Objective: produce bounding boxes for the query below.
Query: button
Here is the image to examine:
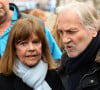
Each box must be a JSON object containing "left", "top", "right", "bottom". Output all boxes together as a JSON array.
[{"left": 90, "top": 80, "right": 94, "bottom": 83}]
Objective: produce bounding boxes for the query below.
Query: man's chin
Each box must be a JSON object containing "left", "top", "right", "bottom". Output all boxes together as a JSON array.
[
  {"left": 0, "top": 16, "right": 7, "bottom": 24},
  {"left": 0, "top": 11, "right": 8, "bottom": 23},
  {"left": 67, "top": 51, "right": 78, "bottom": 58}
]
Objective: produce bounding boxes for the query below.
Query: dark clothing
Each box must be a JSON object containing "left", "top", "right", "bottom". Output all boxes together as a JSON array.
[
  {"left": 59, "top": 62, "right": 100, "bottom": 90},
  {"left": 58, "top": 32, "right": 100, "bottom": 90},
  {"left": 0, "top": 70, "right": 65, "bottom": 90},
  {"left": 77, "top": 62, "right": 100, "bottom": 90}
]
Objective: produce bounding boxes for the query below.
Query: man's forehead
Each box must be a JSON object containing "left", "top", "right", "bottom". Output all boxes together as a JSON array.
[
  {"left": 0, "top": 0, "right": 8, "bottom": 2},
  {"left": 58, "top": 13, "right": 82, "bottom": 30},
  {"left": 58, "top": 25, "right": 77, "bottom": 31},
  {"left": 0, "top": 0, "right": 9, "bottom": 5}
]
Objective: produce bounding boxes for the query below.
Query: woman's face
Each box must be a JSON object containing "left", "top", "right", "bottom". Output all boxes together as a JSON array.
[{"left": 15, "top": 33, "right": 42, "bottom": 67}]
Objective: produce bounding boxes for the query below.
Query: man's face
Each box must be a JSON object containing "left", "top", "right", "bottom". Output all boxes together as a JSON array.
[
  {"left": 58, "top": 10, "right": 97, "bottom": 58},
  {"left": 0, "top": 0, "right": 9, "bottom": 24}
]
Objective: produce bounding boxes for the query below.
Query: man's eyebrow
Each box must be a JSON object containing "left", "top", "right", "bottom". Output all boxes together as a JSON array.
[
  {"left": 66, "top": 27, "right": 78, "bottom": 30},
  {"left": 58, "top": 28, "right": 77, "bottom": 31},
  {"left": 58, "top": 26, "right": 78, "bottom": 31}
]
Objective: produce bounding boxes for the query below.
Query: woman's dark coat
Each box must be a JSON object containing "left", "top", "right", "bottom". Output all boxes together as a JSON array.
[{"left": 0, "top": 70, "right": 65, "bottom": 90}]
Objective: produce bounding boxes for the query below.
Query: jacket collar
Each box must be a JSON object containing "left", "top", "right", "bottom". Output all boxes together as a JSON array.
[{"left": 9, "top": 3, "right": 21, "bottom": 19}]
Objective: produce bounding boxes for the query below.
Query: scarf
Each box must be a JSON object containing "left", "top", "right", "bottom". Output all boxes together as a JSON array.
[
  {"left": 13, "top": 59, "right": 51, "bottom": 90},
  {"left": 65, "top": 32, "right": 100, "bottom": 90}
]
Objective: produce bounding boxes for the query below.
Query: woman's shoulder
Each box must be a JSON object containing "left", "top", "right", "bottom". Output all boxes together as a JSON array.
[
  {"left": 46, "top": 69, "right": 64, "bottom": 80},
  {"left": 45, "top": 69, "right": 65, "bottom": 90},
  {"left": 47, "top": 69, "right": 58, "bottom": 76},
  {"left": 0, "top": 73, "right": 33, "bottom": 90},
  {"left": 0, "top": 73, "right": 14, "bottom": 90},
  {"left": 0, "top": 73, "right": 13, "bottom": 82}
]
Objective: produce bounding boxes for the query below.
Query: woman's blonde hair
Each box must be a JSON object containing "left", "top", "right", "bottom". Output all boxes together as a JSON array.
[
  {"left": 52, "top": 17, "right": 64, "bottom": 51},
  {"left": 0, "top": 18, "right": 55, "bottom": 76}
]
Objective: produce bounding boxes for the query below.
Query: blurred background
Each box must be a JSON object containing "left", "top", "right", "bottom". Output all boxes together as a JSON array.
[{"left": 9, "top": 0, "right": 100, "bottom": 14}]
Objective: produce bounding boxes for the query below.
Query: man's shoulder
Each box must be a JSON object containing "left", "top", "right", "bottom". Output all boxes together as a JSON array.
[
  {"left": 19, "top": 13, "right": 45, "bottom": 30},
  {"left": 19, "top": 13, "right": 43, "bottom": 23},
  {"left": 19, "top": 13, "right": 34, "bottom": 18}
]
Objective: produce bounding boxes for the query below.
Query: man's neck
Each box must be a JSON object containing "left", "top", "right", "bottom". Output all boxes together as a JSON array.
[
  {"left": 0, "top": 10, "right": 13, "bottom": 36},
  {"left": 0, "top": 10, "right": 13, "bottom": 28}
]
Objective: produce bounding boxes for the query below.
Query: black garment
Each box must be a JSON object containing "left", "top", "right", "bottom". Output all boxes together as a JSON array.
[
  {"left": 0, "top": 70, "right": 65, "bottom": 90},
  {"left": 77, "top": 62, "right": 100, "bottom": 90},
  {"left": 58, "top": 32, "right": 100, "bottom": 90}
]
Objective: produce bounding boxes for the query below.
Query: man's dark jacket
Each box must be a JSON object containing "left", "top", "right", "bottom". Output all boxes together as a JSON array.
[{"left": 58, "top": 50, "right": 100, "bottom": 90}]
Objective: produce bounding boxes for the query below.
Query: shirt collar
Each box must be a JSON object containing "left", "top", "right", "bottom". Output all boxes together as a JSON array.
[{"left": 10, "top": 4, "right": 18, "bottom": 21}]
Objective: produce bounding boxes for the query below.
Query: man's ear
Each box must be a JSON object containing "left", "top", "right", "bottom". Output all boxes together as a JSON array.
[{"left": 92, "top": 30, "right": 98, "bottom": 37}]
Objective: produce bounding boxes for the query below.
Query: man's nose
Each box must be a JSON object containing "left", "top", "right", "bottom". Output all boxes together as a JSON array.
[{"left": 62, "top": 34, "right": 71, "bottom": 44}]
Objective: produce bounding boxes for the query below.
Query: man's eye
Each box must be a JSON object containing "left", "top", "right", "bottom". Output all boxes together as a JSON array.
[
  {"left": 68, "top": 31, "right": 73, "bottom": 33},
  {"left": 59, "top": 30, "right": 63, "bottom": 35},
  {"left": 67, "top": 30, "right": 77, "bottom": 34}
]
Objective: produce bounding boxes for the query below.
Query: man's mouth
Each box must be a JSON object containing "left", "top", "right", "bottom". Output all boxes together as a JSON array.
[
  {"left": 67, "top": 46, "right": 73, "bottom": 50},
  {"left": 67, "top": 46, "right": 72, "bottom": 49}
]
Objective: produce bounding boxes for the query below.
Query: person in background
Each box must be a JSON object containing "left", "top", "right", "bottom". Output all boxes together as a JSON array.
[
  {"left": 0, "top": 0, "right": 62, "bottom": 60},
  {"left": 48, "top": 0, "right": 57, "bottom": 13},
  {"left": 52, "top": 16, "right": 64, "bottom": 51},
  {"left": 0, "top": 18, "right": 65, "bottom": 90},
  {"left": 57, "top": 1, "right": 100, "bottom": 90},
  {"left": 52, "top": 22, "right": 64, "bottom": 64},
  {"left": 29, "top": 9, "right": 47, "bottom": 22}
]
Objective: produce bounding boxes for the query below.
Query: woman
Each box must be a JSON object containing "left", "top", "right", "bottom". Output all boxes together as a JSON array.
[
  {"left": 29, "top": 9, "right": 47, "bottom": 22},
  {"left": 0, "top": 18, "right": 65, "bottom": 90}
]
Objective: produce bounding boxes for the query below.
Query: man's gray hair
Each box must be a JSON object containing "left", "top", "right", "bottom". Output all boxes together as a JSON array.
[{"left": 56, "top": 1, "right": 100, "bottom": 31}]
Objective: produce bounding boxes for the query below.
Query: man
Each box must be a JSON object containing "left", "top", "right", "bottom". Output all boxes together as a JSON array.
[
  {"left": 57, "top": 1, "right": 100, "bottom": 90},
  {"left": 0, "top": 0, "right": 62, "bottom": 60}
]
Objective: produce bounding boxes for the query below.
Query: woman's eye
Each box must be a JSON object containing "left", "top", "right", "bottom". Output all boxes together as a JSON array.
[
  {"left": 33, "top": 41, "right": 38, "bottom": 43},
  {"left": 33, "top": 39, "right": 40, "bottom": 44},
  {"left": 20, "top": 41, "right": 27, "bottom": 45}
]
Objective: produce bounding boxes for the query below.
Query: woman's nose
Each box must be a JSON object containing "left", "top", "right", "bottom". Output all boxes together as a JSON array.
[{"left": 28, "top": 43, "right": 35, "bottom": 50}]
